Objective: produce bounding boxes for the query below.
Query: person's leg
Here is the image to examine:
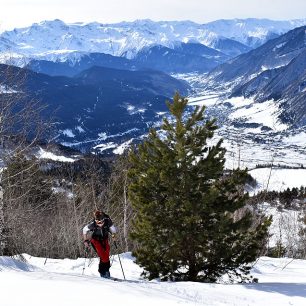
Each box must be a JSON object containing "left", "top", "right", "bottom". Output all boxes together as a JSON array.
[
  {"left": 91, "top": 239, "right": 110, "bottom": 277},
  {"left": 98, "top": 260, "right": 110, "bottom": 277}
]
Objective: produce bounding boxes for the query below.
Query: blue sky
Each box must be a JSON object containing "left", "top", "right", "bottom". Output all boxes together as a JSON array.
[{"left": 1, "top": 0, "right": 306, "bottom": 30}]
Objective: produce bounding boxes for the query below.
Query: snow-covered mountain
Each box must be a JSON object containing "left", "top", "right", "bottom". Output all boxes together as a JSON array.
[
  {"left": 1, "top": 18, "right": 306, "bottom": 64},
  {"left": 1, "top": 18, "right": 306, "bottom": 155},
  {"left": 208, "top": 25, "right": 306, "bottom": 86},
  {"left": 231, "top": 48, "right": 306, "bottom": 126},
  {"left": 26, "top": 43, "right": 228, "bottom": 76},
  {"left": 205, "top": 26, "right": 306, "bottom": 127},
  {"left": 204, "top": 18, "right": 306, "bottom": 48}
]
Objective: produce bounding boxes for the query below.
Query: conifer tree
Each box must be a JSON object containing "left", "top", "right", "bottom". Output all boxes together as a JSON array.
[{"left": 128, "top": 93, "right": 270, "bottom": 282}]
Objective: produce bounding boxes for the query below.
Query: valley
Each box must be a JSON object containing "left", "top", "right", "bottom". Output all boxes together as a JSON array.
[
  {"left": 0, "top": 18, "right": 305, "bottom": 172},
  {"left": 182, "top": 71, "right": 306, "bottom": 170}
]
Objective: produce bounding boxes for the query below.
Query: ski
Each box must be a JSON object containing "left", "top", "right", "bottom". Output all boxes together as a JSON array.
[
  {"left": 100, "top": 276, "right": 124, "bottom": 282},
  {"left": 110, "top": 277, "right": 124, "bottom": 282}
]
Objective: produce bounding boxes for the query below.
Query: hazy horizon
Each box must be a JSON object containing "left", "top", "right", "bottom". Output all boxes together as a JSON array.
[{"left": 1, "top": 0, "right": 306, "bottom": 31}]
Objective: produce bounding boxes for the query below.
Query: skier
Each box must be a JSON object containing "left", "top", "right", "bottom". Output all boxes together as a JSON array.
[{"left": 83, "top": 210, "right": 117, "bottom": 278}]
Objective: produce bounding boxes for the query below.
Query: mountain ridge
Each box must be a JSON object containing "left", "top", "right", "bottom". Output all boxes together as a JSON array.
[{"left": 1, "top": 18, "right": 306, "bottom": 65}]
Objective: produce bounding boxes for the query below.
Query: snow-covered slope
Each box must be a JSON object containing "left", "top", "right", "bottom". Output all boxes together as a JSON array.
[
  {"left": 186, "top": 92, "right": 306, "bottom": 170},
  {"left": 0, "top": 19, "right": 218, "bottom": 61},
  {"left": 204, "top": 25, "right": 306, "bottom": 127},
  {"left": 1, "top": 253, "right": 306, "bottom": 306},
  {"left": 249, "top": 168, "right": 306, "bottom": 192},
  {"left": 1, "top": 18, "right": 306, "bottom": 63}
]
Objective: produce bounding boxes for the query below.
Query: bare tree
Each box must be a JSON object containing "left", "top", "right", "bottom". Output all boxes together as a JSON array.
[
  {"left": 0, "top": 63, "right": 47, "bottom": 255},
  {"left": 101, "top": 155, "right": 135, "bottom": 253}
]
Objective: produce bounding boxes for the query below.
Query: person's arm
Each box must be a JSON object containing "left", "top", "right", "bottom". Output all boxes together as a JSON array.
[
  {"left": 105, "top": 215, "right": 116, "bottom": 234},
  {"left": 106, "top": 216, "right": 117, "bottom": 239},
  {"left": 83, "top": 224, "right": 90, "bottom": 240},
  {"left": 109, "top": 224, "right": 117, "bottom": 234},
  {"left": 82, "top": 223, "right": 93, "bottom": 247}
]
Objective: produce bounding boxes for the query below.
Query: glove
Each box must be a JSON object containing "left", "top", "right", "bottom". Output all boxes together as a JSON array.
[{"left": 84, "top": 240, "right": 90, "bottom": 249}]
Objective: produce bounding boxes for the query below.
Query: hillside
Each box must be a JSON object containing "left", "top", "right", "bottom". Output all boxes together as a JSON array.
[{"left": 0, "top": 64, "right": 189, "bottom": 149}]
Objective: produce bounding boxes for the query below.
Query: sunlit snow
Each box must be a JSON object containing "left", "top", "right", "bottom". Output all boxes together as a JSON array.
[
  {"left": 1, "top": 253, "right": 306, "bottom": 306},
  {"left": 283, "top": 132, "right": 306, "bottom": 146},
  {"left": 249, "top": 168, "right": 306, "bottom": 193},
  {"left": 113, "top": 139, "right": 134, "bottom": 155},
  {"left": 228, "top": 99, "right": 288, "bottom": 131},
  {"left": 2, "top": 19, "right": 306, "bottom": 64},
  {"left": 62, "top": 129, "right": 76, "bottom": 138},
  {"left": 36, "top": 147, "right": 76, "bottom": 163}
]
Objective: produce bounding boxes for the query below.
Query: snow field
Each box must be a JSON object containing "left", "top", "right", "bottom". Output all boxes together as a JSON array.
[{"left": 1, "top": 253, "right": 306, "bottom": 306}]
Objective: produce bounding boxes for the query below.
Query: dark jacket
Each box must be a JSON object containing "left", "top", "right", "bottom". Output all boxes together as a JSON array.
[{"left": 83, "top": 213, "right": 114, "bottom": 241}]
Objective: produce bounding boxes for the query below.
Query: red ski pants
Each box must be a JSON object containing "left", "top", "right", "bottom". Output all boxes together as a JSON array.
[{"left": 90, "top": 238, "right": 110, "bottom": 263}]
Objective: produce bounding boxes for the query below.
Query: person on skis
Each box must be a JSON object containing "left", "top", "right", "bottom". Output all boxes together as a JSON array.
[{"left": 83, "top": 210, "right": 117, "bottom": 278}]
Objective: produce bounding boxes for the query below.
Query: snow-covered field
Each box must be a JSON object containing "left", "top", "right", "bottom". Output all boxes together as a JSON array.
[
  {"left": 249, "top": 168, "right": 306, "bottom": 192},
  {"left": 1, "top": 253, "right": 306, "bottom": 306},
  {"left": 186, "top": 91, "right": 306, "bottom": 170},
  {"left": 228, "top": 99, "right": 288, "bottom": 131}
]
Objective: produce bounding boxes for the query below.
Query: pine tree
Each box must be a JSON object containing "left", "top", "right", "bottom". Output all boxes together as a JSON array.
[{"left": 128, "top": 93, "right": 271, "bottom": 282}]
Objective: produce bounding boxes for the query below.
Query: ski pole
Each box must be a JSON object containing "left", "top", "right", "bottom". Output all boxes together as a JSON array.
[
  {"left": 110, "top": 252, "right": 115, "bottom": 266},
  {"left": 114, "top": 241, "right": 126, "bottom": 280},
  {"left": 82, "top": 247, "right": 88, "bottom": 275}
]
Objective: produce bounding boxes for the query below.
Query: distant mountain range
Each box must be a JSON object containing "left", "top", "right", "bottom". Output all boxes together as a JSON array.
[
  {"left": 1, "top": 18, "right": 306, "bottom": 69},
  {"left": 1, "top": 18, "right": 306, "bottom": 152},
  {"left": 207, "top": 26, "right": 306, "bottom": 127},
  {"left": 26, "top": 43, "right": 228, "bottom": 76},
  {"left": 202, "top": 18, "right": 306, "bottom": 48}
]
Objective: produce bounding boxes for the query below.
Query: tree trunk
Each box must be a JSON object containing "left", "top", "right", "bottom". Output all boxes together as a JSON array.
[
  {"left": 123, "top": 173, "right": 129, "bottom": 252},
  {"left": 0, "top": 184, "right": 6, "bottom": 255},
  {"left": 188, "top": 248, "right": 198, "bottom": 281}
]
